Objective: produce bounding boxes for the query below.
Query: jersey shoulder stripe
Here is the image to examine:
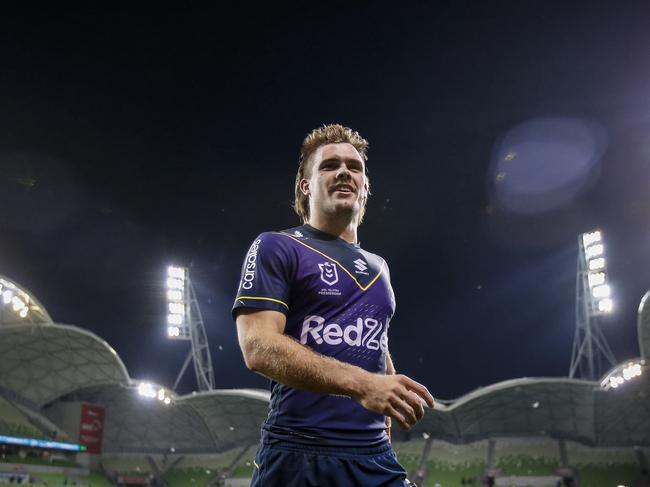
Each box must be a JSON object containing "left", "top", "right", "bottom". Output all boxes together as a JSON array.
[
  {"left": 273, "top": 231, "right": 386, "bottom": 292},
  {"left": 236, "top": 295, "right": 289, "bottom": 310}
]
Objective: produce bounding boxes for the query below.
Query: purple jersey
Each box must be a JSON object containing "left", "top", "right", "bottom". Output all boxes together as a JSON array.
[{"left": 232, "top": 224, "right": 396, "bottom": 446}]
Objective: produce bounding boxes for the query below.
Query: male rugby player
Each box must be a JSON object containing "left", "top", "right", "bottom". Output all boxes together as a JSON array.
[{"left": 233, "top": 124, "right": 434, "bottom": 486}]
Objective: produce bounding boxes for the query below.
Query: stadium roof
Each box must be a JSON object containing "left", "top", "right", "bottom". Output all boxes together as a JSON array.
[
  {"left": 0, "top": 323, "right": 129, "bottom": 408},
  {"left": 47, "top": 384, "right": 270, "bottom": 453},
  {"left": 2, "top": 321, "right": 647, "bottom": 453},
  {"left": 0, "top": 274, "right": 52, "bottom": 325},
  {"left": 0, "top": 321, "right": 271, "bottom": 453},
  {"left": 0, "top": 277, "right": 648, "bottom": 452},
  {"left": 410, "top": 373, "right": 649, "bottom": 446}
]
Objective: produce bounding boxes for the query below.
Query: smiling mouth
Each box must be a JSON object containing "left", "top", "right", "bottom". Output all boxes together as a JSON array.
[{"left": 331, "top": 185, "right": 355, "bottom": 194}]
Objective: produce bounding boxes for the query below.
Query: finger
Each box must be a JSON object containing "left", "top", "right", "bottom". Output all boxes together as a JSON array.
[
  {"left": 403, "top": 390, "right": 425, "bottom": 421},
  {"left": 401, "top": 376, "right": 435, "bottom": 408},
  {"left": 390, "top": 396, "right": 417, "bottom": 427},
  {"left": 386, "top": 405, "right": 411, "bottom": 431}
]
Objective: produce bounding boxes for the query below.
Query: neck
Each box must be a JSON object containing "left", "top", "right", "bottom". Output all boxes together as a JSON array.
[{"left": 307, "top": 213, "right": 358, "bottom": 244}]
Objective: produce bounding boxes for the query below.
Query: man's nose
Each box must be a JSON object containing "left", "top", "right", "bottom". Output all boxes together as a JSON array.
[{"left": 335, "top": 164, "right": 352, "bottom": 179}]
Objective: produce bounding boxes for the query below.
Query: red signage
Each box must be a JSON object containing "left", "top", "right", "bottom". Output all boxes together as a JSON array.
[{"left": 78, "top": 403, "right": 105, "bottom": 454}]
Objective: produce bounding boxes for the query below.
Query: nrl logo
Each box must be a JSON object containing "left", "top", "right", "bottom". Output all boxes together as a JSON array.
[{"left": 318, "top": 262, "right": 339, "bottom": 286}]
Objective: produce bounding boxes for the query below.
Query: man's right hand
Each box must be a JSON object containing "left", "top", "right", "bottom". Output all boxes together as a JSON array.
[{"left": 353, "top": 373, "right": 435, "bottom": 430}]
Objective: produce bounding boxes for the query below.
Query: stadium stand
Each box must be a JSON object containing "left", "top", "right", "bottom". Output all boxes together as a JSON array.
[
  {"left": 494, "top": 437, "right": 560, "bottom": 475},
  {"left": 2, "top": 276, "right": 649, "bottom": 487},
  {"left": 0, "top": 395, "right": 44, "bottom": 439}
]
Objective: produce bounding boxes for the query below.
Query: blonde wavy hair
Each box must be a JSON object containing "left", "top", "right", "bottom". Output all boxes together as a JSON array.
[{"left": 294, "top": 124, "right": 370, "bottom": 223}]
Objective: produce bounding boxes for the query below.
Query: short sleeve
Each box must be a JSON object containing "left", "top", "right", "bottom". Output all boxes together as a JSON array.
[{"left": 232, "top": 232, "right": 293, "bottom": 319}]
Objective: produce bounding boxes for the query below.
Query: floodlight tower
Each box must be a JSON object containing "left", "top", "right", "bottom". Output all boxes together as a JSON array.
[
  {"left": 569, "top": 230, "right": 616, "bottom": 380},
  {"left": 166, "top": 266, "right": 215, "bottom": 392}
]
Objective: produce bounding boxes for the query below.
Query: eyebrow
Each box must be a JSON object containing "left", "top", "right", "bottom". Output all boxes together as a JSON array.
[{"left": 319, "top": 157, "right": 363, "bottom": 166}]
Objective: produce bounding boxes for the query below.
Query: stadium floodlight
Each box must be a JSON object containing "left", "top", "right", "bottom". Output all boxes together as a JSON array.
[
  {"left": 167, "top": 314, "right": 183, "bottom": 325},
  {"left": 136, "top": 381, "right": 174, "bottom": 405},
  {"left": 137, "top": 382, "right": 157, "bottom": 399},
  {"left": 169, "top": 302, "right": 184, "bottom": 315},
  {"left": 592, "top": 284, "right": 611, "bottom": 299},
  {"left": 601, "top": 360, "right": 645, "bottom": 390},
  {"left": 577, "top": 230, "right": 612, "bottom": 317},
  {"left": 570, "top": 229, "right": 617, "bottom": 380},
  {"left": 597, "top": 298, "right": 613, "bottom": 313},
  {"left": 167, "top": 290, "right": 183, "bottom": 301},
  {"left": 168, "top": 266, "right": 186, "bottom": 280},
  {"left": 0, "top": 275, "right": 54, "bottom": 325},
  {"left": 588, "top": 257, "right": 606, "bottom": 271},
  {"left": 164, "top": 264, "right": 215, "bottom": 392},
  {"left": 165, "top": 264, "right": 189, "bottom": 340},
  {"left": 582, "top": 230, "right": 601, "bottom": 247},
  {"left": 166, "top": 277, "right": 184, "bottom": 290},
  {"left": 11, "top": 296, "right": 26, "bottom": 312},
  {"left": 588, "top": 272, "right": 606, "bottom": 288},
  {"left": 585, "top": 243, "right": 604, "bottom": 259}
]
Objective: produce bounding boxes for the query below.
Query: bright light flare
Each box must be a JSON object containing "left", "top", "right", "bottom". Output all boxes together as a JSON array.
[
  {"left": 582, "top": 230, "right": 602, "bottom": 247},
  {"left": 604, "top": 361, "right": 644, "bottom": 389},
  {"left": 11, "top": 296, "right": 26, "bottom": 312},
  {"left": 585, "top": 243, "right": 604, "bottom": 259},
  {"left": 2, "top": 290, "right": 12, "bottom": 304},
  {"left": 588, "top": 257, "right": 606, "bottom": 271},
  {"left": 588, "top": 272, "right": 606, "bottom": 288},
  {"left": 167, "top": 314, "right": 183, "bottom": 325},
  {"left": 137, "top": 382, "right": 157, "bottom": 399},
  {"left": 167, "top": 290, "right": 183, "bottom": 302},
  {"left": 597, "top": 298, "right": 613, "bottom": 313},
  {"left": 167, "top": 326, "right": 180, "bottom": 337},
  {"left": 166, "top": 278, "right": 184, "bottom": 290},
  {"left": 168, "top": 302, "right": 184, "bottom": 315},
  {"left": 167, "top": 266, "right": 186, "bottom": 280},
  {"left": 592, "top": 284, "right": 611, "bottom": 298}
]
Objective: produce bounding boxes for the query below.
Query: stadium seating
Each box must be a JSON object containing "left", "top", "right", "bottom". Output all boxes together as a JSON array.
[
  {"left": 0, "top": 396, "right": 44, "bottom": 439},
  {"left": 390, "top": 438, "right": 647, "bottom": 487},
  {"left": 163, "top": 467, "right": 214, "bottom": 487},
  {"left": 493, "top": 437, "right": 560, "bottom": 476},
  {"left": 0, "top": 454, "right": 78, "bottom": 468},
  {"left": 100, "top": 455, "right": 151, "bottom": 476},
  {"left": 30, "top": 472, "right": 113, "bottom": 486},
  {"left": 394, "top": 440, "right": 487, "bottom": 485},
  {"left": 574, "top": 464, "right": 641, "bottom": 486}
]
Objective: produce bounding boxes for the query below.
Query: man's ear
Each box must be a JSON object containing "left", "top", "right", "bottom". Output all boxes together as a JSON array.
[{"left": 299, "top": 179, "right": 310, "bottom": 196}]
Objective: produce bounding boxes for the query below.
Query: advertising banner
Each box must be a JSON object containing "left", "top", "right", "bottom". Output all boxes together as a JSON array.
[{"left": 78, "top": 403, "right": 105, "bottom": 454}]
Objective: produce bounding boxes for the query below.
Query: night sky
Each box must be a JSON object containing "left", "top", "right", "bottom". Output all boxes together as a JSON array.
[{"left": 1, "top": 4, "right": 649, "bottom": 400}]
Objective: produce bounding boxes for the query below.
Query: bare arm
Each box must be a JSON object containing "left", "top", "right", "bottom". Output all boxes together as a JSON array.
[
  {"left": 236, "top": 308, "right": 434, "bottom": 430},
  {"left": 385, "top": 351, "right": 396, "bottom": 440}
]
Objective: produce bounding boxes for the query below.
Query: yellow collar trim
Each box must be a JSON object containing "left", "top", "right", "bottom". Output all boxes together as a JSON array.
[{"left": 279, "top": 233, "right": 385, "bottom": 291}]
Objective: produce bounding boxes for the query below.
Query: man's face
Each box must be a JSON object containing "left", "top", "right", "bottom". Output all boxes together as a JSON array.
[{"left": 301, "top": 143, "right": 368, "bottom": 222}]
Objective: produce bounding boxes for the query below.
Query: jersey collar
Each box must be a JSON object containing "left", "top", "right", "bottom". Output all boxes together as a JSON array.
[{"left": 301, "top": 224, "right": 361, "bottom": 249}]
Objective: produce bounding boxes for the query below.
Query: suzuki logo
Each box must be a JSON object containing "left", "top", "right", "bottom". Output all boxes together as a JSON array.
[
  {"left": 318, "top": 262, "right": 339, "bottom": 286},
  {"left": 353, "top": 258, "right": 368, "bottom": 273}
]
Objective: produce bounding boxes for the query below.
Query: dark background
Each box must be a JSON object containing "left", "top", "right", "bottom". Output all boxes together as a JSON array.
[{"left": 1, "top": 3, "right": 648, "bottom": 399}]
